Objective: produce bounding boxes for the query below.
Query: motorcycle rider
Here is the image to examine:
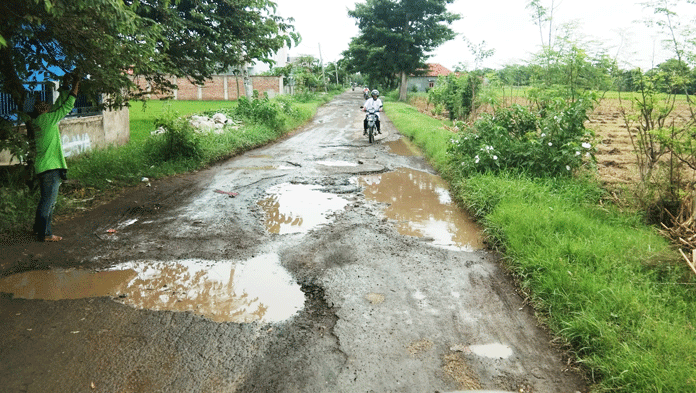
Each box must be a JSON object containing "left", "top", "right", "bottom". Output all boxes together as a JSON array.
[{"left": 363, "top": 89, "right": 383, "bottom": 135}]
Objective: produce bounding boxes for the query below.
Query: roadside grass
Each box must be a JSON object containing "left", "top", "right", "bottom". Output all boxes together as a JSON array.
[
  {"left": 385, "top": 102, "right": 452, "bottom": 173},
  {"left": 1, "top": 93, "right": 332, "bottom": 233},
  {"left": 129, "top": 100, "right": 236, "bottom": 143},
  {"left": 386, "top": 103, "right": 696, "bottom": 392}
]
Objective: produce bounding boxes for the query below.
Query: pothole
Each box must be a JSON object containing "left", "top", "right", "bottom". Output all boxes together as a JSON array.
[
  {"left": 356, "top": 168, "right": 484, "bottom": 251},
  {"left": 0, "top": 253, "right": 305, "bottom": 324},
  {"left": 385, "top": 138, "right": 420, "bottom": 156},
  {"left": 258, "top": 183, "right": 350, "bottom": 234}
]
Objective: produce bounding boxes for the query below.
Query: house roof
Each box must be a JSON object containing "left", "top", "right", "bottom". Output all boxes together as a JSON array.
[{"left": 418, "top": 63, "right": 452, "bottom": 77}]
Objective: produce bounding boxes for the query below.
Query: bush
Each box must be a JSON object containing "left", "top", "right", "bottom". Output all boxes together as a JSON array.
[
  {"left": 448, "top": 97, "right": 596, "bottom": 178},
  {"left": 292, "top": 91, "right": 318, "bottom": 103},
  {"left": 235, "top": 95, "right": 286, "bottom": 130},
  {"left": 428, "top": 73, "right": 483, "bottom": 120},
  {"left": 145, "top": 110, "right": 203, "bottom": 162}
]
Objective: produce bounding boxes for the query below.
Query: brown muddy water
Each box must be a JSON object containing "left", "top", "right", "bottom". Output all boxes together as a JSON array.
[
  {"left": 0, "top": 165, "right": 484, "bottom": 323},
  {"left": 385, "top": 138, "right": 420, "bottom": 156},
  {"left": 258, "top": 183, "right": 351, "bottom": 234},
  {"left": 357, "top": 168, "right": 484, "bottom": 251},
  {"left": 0, "top": 253, "right": 305, "bottom": 323}
]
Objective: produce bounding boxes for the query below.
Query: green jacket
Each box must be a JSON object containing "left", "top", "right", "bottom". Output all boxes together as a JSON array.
[{"left": 33, "top": 93, "right": 75, "bottom": 175}]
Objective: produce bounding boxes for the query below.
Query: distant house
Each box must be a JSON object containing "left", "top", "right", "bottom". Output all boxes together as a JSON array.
[{"left": 408, "top": 63, "right": 453, "bottom": 92}]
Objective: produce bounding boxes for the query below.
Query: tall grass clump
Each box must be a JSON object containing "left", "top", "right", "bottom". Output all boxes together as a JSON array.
[{"left": 458, "top": 173, "right": 696, "bottom": 392}]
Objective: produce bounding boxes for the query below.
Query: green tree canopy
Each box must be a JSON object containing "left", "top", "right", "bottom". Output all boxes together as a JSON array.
[
  {"left": 342, "top": 0, "right": 459, "bottom": 100},
  {"left": 0, "top": 0, "right": 297, "bottom": 168},
  {"left": 1, "top": 0, "right": 297, "bottom": 108}
]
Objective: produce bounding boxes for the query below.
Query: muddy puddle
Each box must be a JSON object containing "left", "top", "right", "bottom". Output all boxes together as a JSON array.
[
  {"left": 385, "top": 138, "right": 420, "bottom": 156},
  {"left": 258, "top": 183, "right": 350, "bottom": 234},
  {"left": 357, "top": 168, "right": 483, "bottom": 251},
  {"left": 0, "top": 254, "right": 305, "bottom": 323}
]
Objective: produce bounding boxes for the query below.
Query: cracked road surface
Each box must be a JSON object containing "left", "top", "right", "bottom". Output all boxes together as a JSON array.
[{"left": 0, "top": 90, "right": 587, "bottom": 392}]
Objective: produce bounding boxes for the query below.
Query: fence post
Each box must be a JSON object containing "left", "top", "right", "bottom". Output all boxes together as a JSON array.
[
  {"left": 50, "top": 81, "right": 59, "bottom": 104},
  {"left": 224, "top": 76, "right": 229, "bottom": 100}
]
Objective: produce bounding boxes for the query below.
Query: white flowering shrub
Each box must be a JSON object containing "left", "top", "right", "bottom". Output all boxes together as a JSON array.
[{"left": 448, "top": 99, "right": 596, "bottom": 178}]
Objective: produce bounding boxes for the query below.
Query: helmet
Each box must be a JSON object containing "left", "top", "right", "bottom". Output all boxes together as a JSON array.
[{"left": 371, "top": 89, "right": 379, "bottom": 97}]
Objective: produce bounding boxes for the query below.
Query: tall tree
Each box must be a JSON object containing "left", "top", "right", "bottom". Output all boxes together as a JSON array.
[
  {"left": 128, "top": 0, "right": 298, "bottom": 85},
  {"left": 343, "top": 0, "right": 459, "bottom": 101},
  {"left": 1, "top": 0, "right": 296, "bottom": 170}
]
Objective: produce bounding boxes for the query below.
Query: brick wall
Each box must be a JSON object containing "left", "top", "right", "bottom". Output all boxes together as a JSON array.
[
  {"left": 249, "top": 76, "right": 282, "bottom": 98},
  {"left": 131, "top": 75, "right": 282, "bottom": 101}
]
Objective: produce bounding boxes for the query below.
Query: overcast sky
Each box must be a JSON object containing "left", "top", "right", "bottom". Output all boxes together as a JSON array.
[{"left": 272, "top": 0, "right": 696, "bottom": 71}]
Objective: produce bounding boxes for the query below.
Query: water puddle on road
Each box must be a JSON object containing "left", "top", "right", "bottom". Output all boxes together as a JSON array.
[
  {"left": 385, "top": 138, "right": 420, "bottom": 156},
  {"left": 357, "top": 168, "right": 484, "bottom": 251},
  {"left": 258, "top": 183, "right": 350, "bottom": 234},
  {"left": 0, "top": 254, "right": 305, "bottom": 324}
]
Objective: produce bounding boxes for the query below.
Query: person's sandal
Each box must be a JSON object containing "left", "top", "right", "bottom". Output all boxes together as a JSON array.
[{"left": 44, "top": 235, "right": 63, "bottom": 242}]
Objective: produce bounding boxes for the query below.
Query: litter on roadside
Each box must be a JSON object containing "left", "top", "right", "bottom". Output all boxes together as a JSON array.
[{"left": 214, "top": 189, "right": 238, "bottom": 197}]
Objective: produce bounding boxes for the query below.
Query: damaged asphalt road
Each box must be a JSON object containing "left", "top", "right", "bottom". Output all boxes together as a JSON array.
[{"left": 0, "top": 90, "right": 587, "bottom": 393}]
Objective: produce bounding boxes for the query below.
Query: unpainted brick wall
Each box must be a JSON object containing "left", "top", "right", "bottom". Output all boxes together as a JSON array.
[{"left": 131, "top": 75, "right": 281, "bottom": 100}]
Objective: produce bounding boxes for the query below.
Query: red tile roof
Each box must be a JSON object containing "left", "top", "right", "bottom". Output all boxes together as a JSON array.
[{"left": 419, "top": 63, "right": 452, "bottom": 77}]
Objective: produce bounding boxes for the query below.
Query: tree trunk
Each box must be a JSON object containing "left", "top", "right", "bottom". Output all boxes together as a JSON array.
[
  {"left": 242, "top": 66, "right": 253, "bottom": 98},
  {"left": 398, "top": 71, "right": 408, "bottom": 102}
]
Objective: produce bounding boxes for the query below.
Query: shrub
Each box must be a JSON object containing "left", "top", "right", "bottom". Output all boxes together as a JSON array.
[
  {"left": 428, "top": 73, "right": 483, "bottom": 120},
  {"left": 145, "top": 110, "right": 203, "bottom": 162},
  {"left": 448, "top": 97, "right": 596, "bottom": 178},
  {"left": 289, "top": 90, "right": 317, "bottom": 103},
  {"left": 235, "top": 95, "right": 285, "bottom": 130}
]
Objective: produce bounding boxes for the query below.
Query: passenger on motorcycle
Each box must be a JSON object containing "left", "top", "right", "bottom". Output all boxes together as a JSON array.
[{"left": 363, "top": 89, "right": 383, "bottom": 135}]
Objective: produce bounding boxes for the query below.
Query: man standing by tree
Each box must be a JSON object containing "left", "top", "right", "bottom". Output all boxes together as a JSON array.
[{"left": 32, "top": 73, "right": 80, "bottom": 242}]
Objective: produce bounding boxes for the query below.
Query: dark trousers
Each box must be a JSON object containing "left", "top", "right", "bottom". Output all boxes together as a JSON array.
[
  {"left": 33, "top": 169, "right": 61, "bottom": 240},
  {"left": 363, "top": 117, "right": 380, "bottom": 131}
]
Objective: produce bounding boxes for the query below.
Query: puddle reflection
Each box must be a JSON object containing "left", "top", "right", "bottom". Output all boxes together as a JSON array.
[
  {"left": 258, "top": 183, "right": 349, "bottom": 234},
  {"left": 0, "top": 254, "right": 305, "bottom": 323},
  {"left": 385, "top": 138, "right": 420, "bottom": 156},
  {"left": 357, "top": 168, "right": 484, "bottom": 251}
]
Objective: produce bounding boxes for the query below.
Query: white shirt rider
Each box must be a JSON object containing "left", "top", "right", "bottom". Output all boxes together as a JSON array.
[
  {"left": 363, "top": 91, "right": 383, "bottom": 134},
  {"left": 363, "top": 96, "right": 383, "bottom": 118}
]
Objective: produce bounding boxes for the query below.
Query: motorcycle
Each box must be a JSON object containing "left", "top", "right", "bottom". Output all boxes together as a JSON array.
[
  {"left": 363, "top": 89, "right": 370, "bottom": 100},
  {"left": 362, "top": 106, "right": 378, "bottom": 144}
]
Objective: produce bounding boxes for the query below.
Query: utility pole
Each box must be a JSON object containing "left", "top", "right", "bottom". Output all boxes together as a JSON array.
[{"left": 318, "top": 43, "right": 327, "bottom": 92}]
